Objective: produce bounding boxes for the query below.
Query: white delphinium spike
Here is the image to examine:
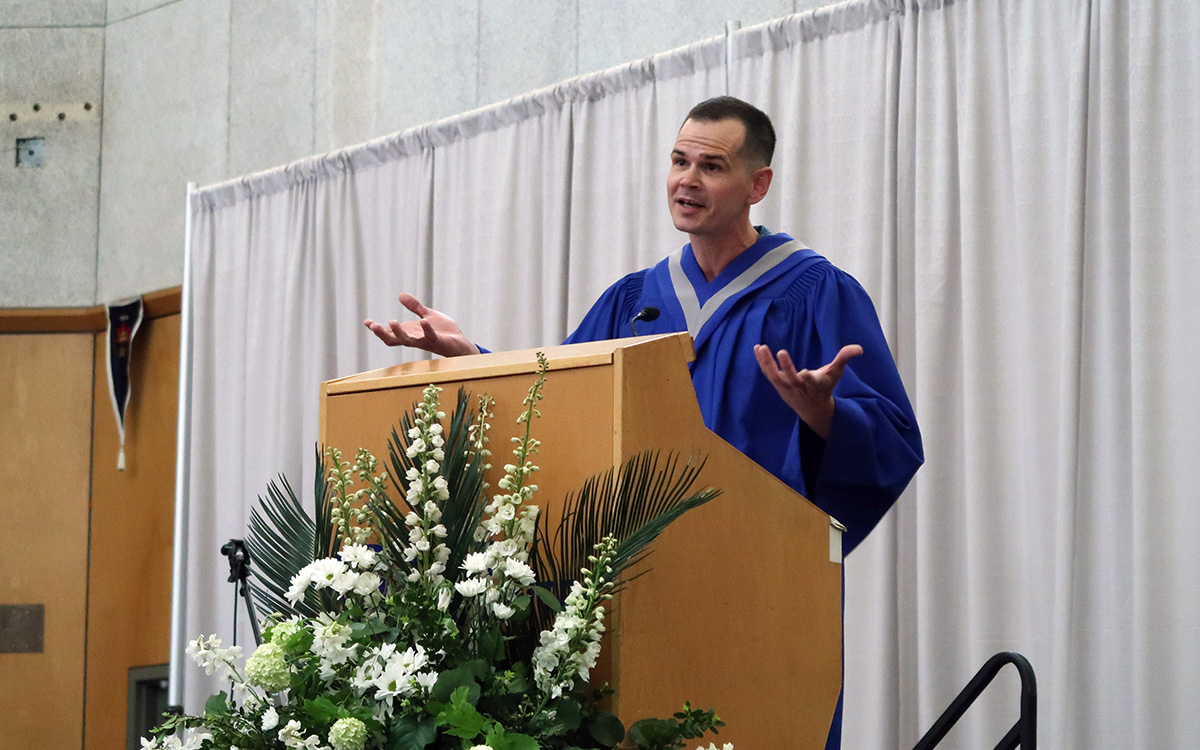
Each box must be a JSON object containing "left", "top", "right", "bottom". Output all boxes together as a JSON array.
[
  {"left": 531, "top": 535, "right": 617, "bottom": 699},
  {"left": 459, "top": 354, "right": 549, "bottom": 616},
  {"left": 401, "top": 384, "right": 453, "bottom": 594}
]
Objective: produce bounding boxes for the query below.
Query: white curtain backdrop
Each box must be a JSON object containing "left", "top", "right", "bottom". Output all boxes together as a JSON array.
[{"left": 181, "top": 0, "right": 1200, "bottom": 746}]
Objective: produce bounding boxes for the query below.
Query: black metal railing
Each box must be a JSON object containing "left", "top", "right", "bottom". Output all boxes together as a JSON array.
[{"left": 913, "top": 651, "right": 1037, "bottom": 750}]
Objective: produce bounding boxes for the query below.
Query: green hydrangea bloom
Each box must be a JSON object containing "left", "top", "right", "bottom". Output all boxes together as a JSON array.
[
  {"left": 244, "top": 642, "right": 290, "bottom": 692},
  {"left": 270, "top": 620, "right": 304, "bottom": 651},
  {"left": 328, "top": 717, "right": 368, "bottom": 750}
]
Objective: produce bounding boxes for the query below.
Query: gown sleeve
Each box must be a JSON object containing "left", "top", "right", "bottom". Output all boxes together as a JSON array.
[{"left": 776, "top": 264, "right": 924, "bottom": 553}]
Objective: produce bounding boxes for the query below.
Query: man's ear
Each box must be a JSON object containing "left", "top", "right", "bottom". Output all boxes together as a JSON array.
[{"left": 749, "top": 166, "right": 773, "bottom": 205}]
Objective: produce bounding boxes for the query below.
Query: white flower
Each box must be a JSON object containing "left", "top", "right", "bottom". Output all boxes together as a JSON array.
[
  {"left": 437, "top": 587, "right": 453, "bottom": 611},
  {"left": 285, "top": 571, "right": 311, "bottom": 604},
  {"left": 695, "top": 744, "right": 734, "bottom": 750},
  {"left": 245, "top": 642, "right": 291, "bottom": 692},
  {"left": 351, "top": 571, "right": 382, "bottom": 596},
  {"left": 338, "top": 543, "right": 377, "bottom": 570},
  {"left": 330, "top": 568, "right": 359, "bottom": 595},
  {"left": 278, "top": 720, "right": 327, "bottom": 749},
  {"left": 462, "top": 552, "right": 489, "bottom": 574},
  {"left": 414, "top": 670, "right": 439, "bottom": 692},
  {"left": 504, "top": 558, "right": 536, "bottom": 586},
  {"left": 491, "top": 602, "right": 515, "bottom": 619},
  {"left": 372, "top": 645, "right": 429, "bottom": 699},
  {"left": 312, "top": 617, "right": 355, "bottom": 665},
  {"left": 455, "top": 578, "right": 487, "bottom": 597},
  {"left": 307, "top": 558, "right": 348, "bottom": 589},
  {"left": 185, "top": 634, "right": 242, "bottom": 680},
  {"left": 406, "top": 437, "right": 426, "bottom": 457},
  {"left": 262, "top": 706, "right": 280, "bottom": 730}
]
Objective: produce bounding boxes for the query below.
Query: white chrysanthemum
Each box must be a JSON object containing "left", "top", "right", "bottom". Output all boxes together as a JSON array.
[
  {"left": 338, "top": 543, "right": 377, "bottom": 570},
  {"left": 261, "top": 706, "right": 279, "bottom": 730},
  {"left": 351, "top": 571, "right": 382, "bottom": 596},
  {"left": 491, "top": 602, "right": 515, "bottom": 619},
  {"left": 503, "top": 558, "right": 536, "bottom": 586},
  {"left": 330, "top": 568, "right": 359, "bottom": 595},
  {"left": 414, "top": 670, "right": 439, "bottom": 692},
  {"left": 307, "top": 558, "right": 348, "bottom": 589},
  {"left": 372, "top": 645, "right": 429, "bottom": 699},
  {"left": 455, "top": 578, "right": 487, "bottom": 597},
  {"left": 461, "top": 552, "right": 489, "bottom": 574}
]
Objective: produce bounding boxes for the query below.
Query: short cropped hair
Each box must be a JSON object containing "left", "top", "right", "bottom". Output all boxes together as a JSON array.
[{"left": 684, "top": 96, "right": 776, "bottom": 168}]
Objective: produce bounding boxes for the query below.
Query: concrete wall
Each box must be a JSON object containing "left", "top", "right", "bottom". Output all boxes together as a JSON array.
[{"left": 2, "top": 0, "right": 830, "bottom": 308}]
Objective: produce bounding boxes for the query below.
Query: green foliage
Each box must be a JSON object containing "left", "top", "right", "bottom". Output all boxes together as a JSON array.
[
  {"left": 165, "top": 368, "right": 730, "bottom": 750},
  {"left": 628, "top": 703, "right": 726, "bottom": 750}
]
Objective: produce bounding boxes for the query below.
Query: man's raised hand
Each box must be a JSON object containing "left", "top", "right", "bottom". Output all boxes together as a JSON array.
[
  {"left": 753, "top": 343, "right": 863, "bottom": 439},
  {"left": 363, "top": 293, "right": 479, "bottom": 357}
]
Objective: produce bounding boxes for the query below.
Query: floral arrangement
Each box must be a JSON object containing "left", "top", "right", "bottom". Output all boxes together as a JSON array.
[{"left": 149, "top": 355, "right": 730, "bottom": 750}]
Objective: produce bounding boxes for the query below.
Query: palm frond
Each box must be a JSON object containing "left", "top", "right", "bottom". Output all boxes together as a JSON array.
[
  {"left": 528, "top": 450, "right": 721, "bottom": 633},
  {"left": 245, "top": 447, "right": 334, "bottom": 619}
]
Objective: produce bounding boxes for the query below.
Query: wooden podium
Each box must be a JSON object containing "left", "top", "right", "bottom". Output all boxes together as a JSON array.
[{"left": 320, "top": 333, "right": 843, "bottom": 749}]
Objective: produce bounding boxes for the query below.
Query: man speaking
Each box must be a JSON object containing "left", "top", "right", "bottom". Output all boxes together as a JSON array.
[{"left": 366, "top": 96, "right": 924, "bottom": 747}]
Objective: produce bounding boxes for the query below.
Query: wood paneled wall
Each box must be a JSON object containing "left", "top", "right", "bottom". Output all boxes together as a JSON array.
[
  {"left": 0, "top": 333, "right": 95, "bottom": 748},
  {"left": 0, "top": 291, "right": 180, "bottom": 750}
]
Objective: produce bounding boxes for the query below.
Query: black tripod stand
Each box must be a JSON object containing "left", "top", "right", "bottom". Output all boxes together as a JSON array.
[{"left": 220, "top": 539, "right": 263, "bottom": 648}]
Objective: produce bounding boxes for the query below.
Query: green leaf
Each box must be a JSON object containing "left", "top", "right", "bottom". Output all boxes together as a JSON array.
[
  {"left": 589, "top": 711, "right": 626, "bottom": 747},
  {"left": 203, "top": 691, "right": 230, "bottom": 718},
  {"left": 550, "top": 698, "right": 583, "bottom": 731},
  {"left": 489, "top": 731, "right": 541, "bottom": 750},
  {"left": 386, "top": 716, "right": 438, "bottom": 750},
  {"left": 530, "top": 584, "right": 563, "bottom": 613},
  {"left": 478, "top": 623, "right": 506, "bottom": 662},
  {"left": 434, "top": 686, "right": 490, "bottom": 739},
  {"left": 303, "top": 696, "right": 342, "bottom": 724},
  {"left": 430, "top": 664, "right": 486, "bottom": 704},
  {"left": 628, "top": 718, "right": 676, "bottom": 748}
]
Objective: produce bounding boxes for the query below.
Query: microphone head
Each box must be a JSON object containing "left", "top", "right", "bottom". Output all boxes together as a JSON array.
[{"left": 630, "top": 306, "right": 661, "bottom": 335}]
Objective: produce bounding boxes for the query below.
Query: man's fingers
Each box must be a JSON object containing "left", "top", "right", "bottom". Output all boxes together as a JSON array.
[
  {"left": 754, "top": 345, "right": 781, "bottom": 383},
  {"left": 398, "top": 292, "right": 429, "bottom": 317},
  {"left": 824, "top": 344, "right": 864, "bottom": 379},
  {"left": 775, "top": 349, "right": 801, "bottom": 379}
]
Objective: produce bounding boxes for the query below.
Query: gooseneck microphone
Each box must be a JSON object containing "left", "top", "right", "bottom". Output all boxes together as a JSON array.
[{"left": 630, "top": 306, "right": 661, "bottom": 335}]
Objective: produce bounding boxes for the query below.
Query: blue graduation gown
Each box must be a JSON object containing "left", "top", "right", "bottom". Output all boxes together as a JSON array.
[
  {"left": 564, "top": 231, "right": 923, "bottom": 554},
  {"left": 564, "top": 231, "right": 921, "bottom": 748}
]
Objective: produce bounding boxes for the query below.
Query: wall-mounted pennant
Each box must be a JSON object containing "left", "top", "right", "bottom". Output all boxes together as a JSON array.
[{"left": 106, "top": 297, "right": 144, "bottom": 471}]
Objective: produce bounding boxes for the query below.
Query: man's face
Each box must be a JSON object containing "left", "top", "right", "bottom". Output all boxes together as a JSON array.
[{"left": 667, "top": 117, "right": 766, "bottom": 238}]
